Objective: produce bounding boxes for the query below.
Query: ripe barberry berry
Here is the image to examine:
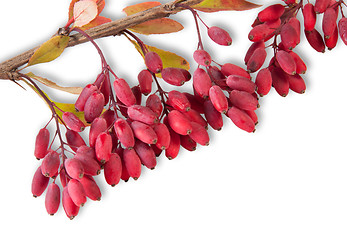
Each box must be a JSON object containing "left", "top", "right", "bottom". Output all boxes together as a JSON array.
[
  {"left": 193, "top": 49, "right": 212, "bottom": 66},
  {"left": 113, "top": 78, "right": 137, "bottom": 106},
  {"left": 32, "top": 166, "right": 50, "bottom": 198},
  {"left": 84, "top": 91, "right": 105, "bottom": 123},
  {"left": 45, "top": 183, "right": 60, "bottom": 216},
  {"left": 303, "top": 3, "right": 317, "bottom": 31},
  {"left": 227, "top": 106, "right": 255, "bottom": 133},
  {"left": 131, "top": 121, "right": 158, "bottom": 144},
  {"left": 193, "top": 68, "right": 212, "bottom": 99},
  {"left": 34, "top": 128, "right": 50, "bottom": 159},
  {"left": 137, "top": 69, "right": 153, "bottom": 95},
  {"left": 62, "top": 112, "right": 85, "bottom": 132},
  {"left": 41, "top": 150, "right": 60, "bottom": 177},
  {"left": 207, "top": 26, "right": 232, "bottom": 46},
  {"left": 145, "top": 51, "right": 163, "bottom": 73},
  {"left": 123, "top": 148, "right": 142, "bottom": 180},
  {"left": 75, "top": 84, "right": 98, "bottom": 112},
  {"left": 257, "top": 4, "right": 285, "bottom": 23},
  {"left": 114, "top": 118, "right": 135, "bottom": 149}
]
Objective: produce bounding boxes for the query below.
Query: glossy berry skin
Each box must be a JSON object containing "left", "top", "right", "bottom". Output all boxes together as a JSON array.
[
  {"left": 270, "top": 66, "right": 290, "bottom": 97},
  {"left": 127, "top": 105, "right": 158, "bottom": 125},
  {"left": 137, "top": 69, "right": 153, "bottom": 95},
  {"left": 255, "top": 68, "right": 272, "bottom": 96},
  {"left": 41, "top": 150, "right": 60, "bottom": 177},
  {"left": 209, "top": 85, "right": 228, "bottom": 114},
  {"left": 281, "top": 23, "right": 299, "bottom": 50},
  {"left": 84, "top": 91, "right": 105, "bottom": 123},
  {"left": 339, "top": 18, "right": 347, "bottom": 45},
  {"left": 193, "top": 68, "right": 212, "bottom": 99},
  {"left": 325, "top": 26, "right": 338, "bottom": 50},
  {"left": 152, "top": 123, "right": 171, "bottom": 150},
  {"left": 45, "top": 183, "right": 60, "bottom": 216},
  {"left": 104, "top": 153, "right": 122, "bottom": 186},
  {"left": 303, "top": 3, "right": 316, "bottom": 31},
  {"left": 66, "top": 129, "right": 86, "bottom": 152},
  {"left": 34, "top": 128, "right": 50, "bottom": 159},
  {"left": 322, "top": 7, "right": 338, "bottom": 39},
  {"left": 94, "top": 73, "right": 111, "bottom": 105},
  {"left": 114, "top": 118, "right": 135, "bottom": 149},
  {"left": 189, "top": 122, "right": 209, "bottom": 146},
  {"left": 203, "top": 100, "right": 223, "bottom": 131},
  {"left": 193, "top": 49, "right": 212, "bottom": 66},
  {"left": 32, "top": 166, "right": 50, "bottom": 198},
  {"left": 276, "top": 50, "right": 296, "bottom": 75},
  {"left": 74, "top": 154, "right": 101, "bottom": 176},
  {"left": 146, "top": 94, "right": 163, "bottom": 117},
  {"left": 131, "top": 121, "right": 158, "bottom": 144},
  {"left": 67, "top": 179, "right": 86, "bottom": 207},
  {"left": 62, "top": 112, "right": 85, "bottom": 132},
  {"left": 64, "top": 158, "right": 84, "bottom": 180},
  {"left": 165, "top": 127, "right": 181, "bottom": 160},
  {"left": 257, "top": 4, "right": 285, "bottom": 23},
  {"left": 167, "top": 90, "right": 191, "bottom": 112},
  {"left": 89, "top": 117, "right": 107, "bottom": 148},
  {"left": 134, "top": 140, "right": 157, "bottom": 170},
  {"left": 167, "top": 110, "right": 193, "bottom": 135},
  {"left": 123, "top": 149, "right": 142, "bottom": 180},
  {"left": 227, "top": 107, "right": 255, "bottom": 133},
  {"left": 75, "top": 84, "right": 98, "bottom": 112},
  {"left": 113, "top": 78, "right": 136, "bottom": 107},
  {"left": 183, "top": 109, "right": 208, "bottom": 129},
  {"left": 247, "top": 47, "right": 267, "bottom": 73},
  {"left": 79, "top": 176, "right": 101, "bottom": 201},
  {"left": 221, "top": 63, "right": 250, "bottom": 79},
  {"left": 180, "top": 135, "right": 197, "bottom": 151},
  {"left": 62, "top": 187, "right": 80, "bottom": 220},
  {"left": 161, "top": 67, "right": 187, "bottom": 86},
  {"left": 145, "top": 51, "right": 163, "bottom": 73},
  {"left": 314, "top": 0, "right": 331, "bottom": 13},
  {"left": 95, "top": 132, "right": 112, "bottom": 164},
  {"left": 288, "top": 51, "right": 307, "bottom": 74},
  {"left": 305, "top": 29, "right": 326, "bottom": 53},
  {"left": 288, "top": 74, "right": 306, "bottom": 94},
  {"left": 229, "top": 90, "right": 258, "bottom": 111},
  {"left": 208, "top": 26, "right": 232, "bottom": 46}
]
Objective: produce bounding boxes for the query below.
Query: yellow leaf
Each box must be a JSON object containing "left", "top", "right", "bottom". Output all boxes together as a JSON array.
[
  {"left": 192, "top": 0, "right": 261, "bottom": 12},
  {"left": 28, "top": 35, "right": 70, "bottom": 66},
  {"left": 26, "top": 72, "right": 83, "bottom": 95},
  {"left": 123, "top": 1, "right": 183, "bottom": 35},
  {"left": 130, "top": 40, "right": 190, "bottom": 77}
]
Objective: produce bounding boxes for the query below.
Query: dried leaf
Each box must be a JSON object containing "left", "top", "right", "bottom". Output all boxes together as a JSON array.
[
  {"left": 123, "top": 1, "right": 183, "bottom": 34},
  {"left": 28, "top": 35, "right": 70, "bottom": 66},
  {"left": 26, "top": 72, "right": 83, "bottom": 95},
  {"left": 73, "top": 0, "right": 98, "bottom": 27},
  {"left": 192, "top": 0, "right": 261, "bottom": 12},
  {"left": 130, "top": 40, "right": 190, "bottom": 77}
]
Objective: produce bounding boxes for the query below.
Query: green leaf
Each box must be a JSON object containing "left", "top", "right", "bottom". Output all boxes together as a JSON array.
[
  {"left": 192, "top": 0, "right": 261, "bottom": 12},
  {"left": 28, "top": 35, "right": 70, "bottom": 66}
]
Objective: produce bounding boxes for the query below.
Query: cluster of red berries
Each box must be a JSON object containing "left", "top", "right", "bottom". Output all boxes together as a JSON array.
[{"left": 246, "top": 0, "right": 347, "bottom": 97}]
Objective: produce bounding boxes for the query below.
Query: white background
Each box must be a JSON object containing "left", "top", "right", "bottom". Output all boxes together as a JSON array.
[{"left": 1, "top": 0, "right": 347, "bottom": 239}]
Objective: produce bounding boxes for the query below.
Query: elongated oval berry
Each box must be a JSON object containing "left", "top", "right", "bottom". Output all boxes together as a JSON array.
[
  {"left": 314, "top": 0, "right": 330, "bottom": 13},
  {"left": 207, "top": 66, "right": 228, "bottom": 89},
  {"left": 168, "top": 110, "right": 193, "bottom": 135},
  {"left": 66, "top": 130, "right": 86, "bottom": 152},
  {"left": 289, "top": 51, "right": 307, "bottom": 74},
  {"left": 257, "top": 4, "right": 285, "bottom": 22},
  {"left": 255, "top": 68, "right": 272, "bottom": 96},
  {"left": 113, "top": 78, "right": 136, "bottom": 106},
  {"left": 209, "top": 85, "right": 228, "bottom": 114},
  {"left": 189, "top": 122, "right": 209, "bottom": 146},
  {"left": 303, "top": 3, "right": 316, "bottom": 31},
  {"left": 45, "top": 183, "right": 60, "bottom": 216},
  {"left": 168, "top": 90, "right": 191, "bottom": 112},
  {"left": 245, "top": 109, "right": 258, "bottom": 125},
  {"left": 79, "top": 176, "right": 101, "bottom": 201},
  {"left": 305, "top": 29, "right": 326, "bottom": 53},
  {"left": 323, "top": 7, "right": 338, "bottom": 38},
  {"left": 229, "top": 90, "right": 258, "bottom": 111},
  {"left": 146, "top": 94, "right": 163, "bottom": 117},
  {"left": 325, "top": 26, "right": 338, "bottom": 50},
  {"left": 76, "top": 145, "right": 96, "bottom": 160},
  {"left": 248, "top": 24, "right": 273, "bottom": 42},
  {"left": 152, "top": 123, "right": 171, "bottom": 150},
  {"left": 145, "top": 51, "right": 163, "bottom": 73},
  {"left": 227, "top": 75, "right": 256, "bottom": 93},
  {"left": 221, "top": 63, "right": 251, "bottom": 79},
  {"left": 41, "top": 151, "right": 60, "bottom": 177},
  {"left": 32, "top": 166, "right": 50, "bottom": 197},
  {"left": 281, "top": 23, "right": 299, "bottom": 50},
  {"left": 165, "top": 126, "right": 181, "bottom": 160},
  {"left": 288, "top": 74, "right": 306, "bottom": 94},
  {"left": 183, "top": 92, "right": 205, "bottom": 114},
  {"left": 89, "top": 117, "right": 107, "bottom": 148},
  {"left": 338, "top": 17, "right": 347, "bottom": 45},
  {"left": 208, "top": 26, "right": 232, "bottom": 46},
  {"left": 123, "top": 149, "right": 141, "bottom": 180},
  {"left": 59, "top": 168, "right": 68, "bottom": 188},
  {"left": 138, "top": 69, "right": 153, "bottom": 95},
  {"left": 161, "top": 67, "right": 186, "bottom": 86},
  {"left": 114, "top": 118, "right": 135, "bottom": 149},
  {"left": 183, "top": 109, "right": 208, "bottom": 129},
  {"left": 64, "top": 158, "right": 84, "bottom": 180},
  {"left": 247, "top": 47, "right": 267, "bottom": 73},
  {"left": 180, "top": 135, "right": 197, "bottom": 151},
  {"left": 62, "top": 187, "right": 79, "bottom": 220},
  {"left": 270, "top": 66, "right": 290, "bottom": 97},
  {"left": 67, "top": 179, "right": 86, "bottom": 207},
  {"left": 94, "top": 73, "right": 111, "bottom": 106},
  {"left": 193, "top": 68, "right": 212, "bottom": 99},
  {"left": 95, "top": 132, "right": 112, "bottom": 164},
  {"left": 276, "top": 50, "right": 296, "bottom": 75},
  {"left": 104, "top": 153, "right": 122, "bottom": 186},
  {"left": 34, "top": 128, "right": 50, "bottom": 159},
  {"left": 75, "top": 84, "right": 98, "bottom": 112},
  {"left": 244, "top": 41, "right": 265, "bottom": 65},
  {"left": 203, "top": 100, "right": 223, "bottom": 131},
  {"left": 127, "top": 105, "right": 158, "bottom": 125},
  {"left": 131, "top": 121, "right": 158, "bottom": 144},
  {"left": 227, "top": 106, "right": 255, "bottom": 133},
  {"left": 119, "top": 152, "right": 130, "bottom": 182},
  {"left": 193, "top": 49, "right": 211, "bottom": 66},
  {"left": 62, "top": 112, "right": 85, "bottom": 132},
  {"left": 74, "top": 155, "right": 101, "bottom": 176},
  {"left": 134, "top": 140, "right": 157, "bottom": 170},
  {"left": 84, "top": 91, "right": 105, "bottom": 123}
]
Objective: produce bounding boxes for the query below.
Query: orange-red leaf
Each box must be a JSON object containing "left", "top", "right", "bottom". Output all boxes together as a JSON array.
[
  {"left": 192, "top": 0, "right": 261, "bottom": 12},
  {"left": 69, "top": 0, "right": 105, "bottom": 20},
  {"left": 123, "top": 1, "right": 183, "bottom": 35},
  {"left": 79, "top": 16, "right": 112, "bottom": 30}
]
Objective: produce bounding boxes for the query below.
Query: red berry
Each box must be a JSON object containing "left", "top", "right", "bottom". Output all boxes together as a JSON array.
[
  {"left": 183, "top": 92, "right": 205, "bottom": 114},
  {"left": 131, "top": 121, "right": 158, "bottom": 144},
  {"left": 288, "top": 51, "right": 307, "bottom": 74},
  {"left": 248, "top": 24, "right": 273, "bottom": 42},
  {"left": 183, "top": 109, "right": 208, "bottom": 129},
  {"left": 247, "top": 47, "right": 267, "bottom": 73},
  {"left": 119, "top": 151, "right": 130, "bottom": 182},
  {"left": 288, "top": 74, "right": 306, "bottom": 94},
  {"left": 62, "top": 112, "right": 85, "bottom": 132},
  {"left": 203, "top": 100, "right": 223, "bottom": 131},
  {"left": 161, "top": 67, "right": 187, "bottom": 86},
  {"left": 227, "top": 106, "right": 255, "bottom": 133},
  {"left": 75, "top": 84, "right": 98, "bottom": 112},
  {"left": 104, "top": 153, "right": 122, "bottom": 186},
  {"left": 45, "top": 183, "right": 60, "bottom": 216},
  {"left": 146, "top": 94, "right": 163, "bottom": 117},
  {"left": 255, "top": 68, "right": 272, "bottom": 96},
  {"left": 167, "top": 90, "right": 191, "bottom": 112},
  {"left": 66, "top": 130, "right": 86, "bottom": 152},
  {"left": 89, "top": 117, "right": 107, "bottom": 148},
  {"left": 244, "top": 41, "right": 266, "bottom": 65},
  {"left": 132, "top": 85, "right": 142, "bottom": 105},
  {"left": 338, "top": 17, "right": 347, "bottom": 45},
  {"left": 152, "top": 123, "right": 171, "bottom": 150},
  {"left": 165, "top": 126, "right": 181, "bottom": 160},
  {"left": 114, "top": 118, "right": 135, "bottom": 149},
  {"left": 257, "top": 4, "right": 285, "bottom": 23},
  {"left": 95, "top": 132, "right": 112, "bottom": 164},
  {"left": 189, "top": 122, "right": 209, "bottom": 146},
  {"left": 74, "top": 154, "right": 101, "bottom": 176},
  {"left": 314, "top": 0, "right": 331, "bottom": 13},
  {"left": 208, "top": 26, "right": 232, "bottom": 46},
  {"left": 229, "top": 90, "right": 259, "bottom": 111},
  {"left": 180, "top": 135, "right": 197, "bottom": 151},
  {"left": 59, "top": 168, "right": 68, "bottom": 188},
  {"left": 134, "top": 140, "right": 157, "bottom": 170},
  {"left": 305, "top": 29, "right": 326, "bottom": 53},
  {"left": 113, "top": 78, "right": 136, "bottom": 106},
  {"left": 84, "top": 91, "right": 105, "bottom": 123},
  {"left": 94, "top": 73, "right": 111, "bottom": 105},
  {"left": 34, "top": 128, "right": 50, "bottom": 159},
  {"left": 281, "top": 23, "right": 299, "bottom": 50},
  {"left": 67, "top": 179, "right": 86, "bottom": 207},
  {"left": 221, "top": 63, "right": 250, "bottom": 79},
  {"left": 270, "top": 66, "right": 290, "bottom": 97},
  {"left": 303, "top": 3, "right": 316, "bottom": 31},
  {"left": 193, "top": 49, "right": 212, "bottom": 66},
  {"left": 137, "top": 69, "right": 153, "bottom": 95},
  {"left": 32, "top": 166, "right": 50, "bottom": 197},
  {"left": 325, "top": 25, "right": 338, "bottom": 50},
  {"left": 79, "top": 176, "right": 101, "bottom": 201},
  {"left": 245, "top": 109, "right": 258, "bottom": 125},
  {"left": 145, "top": 51, "right": 163, "bottom": 73},
  {"left": 209, "top": 85, "right": 228, "bottom": 114},
  {"left": 62, "top": 187, "right": 79, "bottom": 220},
  {"left": 323, "top": 7, "right": 338, "bottom": 38},
  {"left": 123, "top": 148, "right": 142, "bottom": 180},
  {"left": 41, "top": 150, "right": 60, "bottom": 177},
  {"left": 276, "top": 50, "right": 296, "bottom": 75},
  {"left": 75, "top": 145, "right": 96, "bottom": 160},
  {"left": 207, "top": 66, "right": 228, "bottom": 89},
  {"left": 167, "top": 110, "right": 193, "bottom": 135},
  {"left": 193, "top": 68, "right": 212, "bottom": 99},
  {"left": 127, "top": 105, "right": 158, "bottom": 125},
  {"left": 64, "top": 158, "right": 84, "bottom": 180}
]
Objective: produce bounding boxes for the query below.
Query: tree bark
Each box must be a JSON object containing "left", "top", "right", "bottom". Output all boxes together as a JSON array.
[{"left": 0, "top": 0, "right": 204, "bottom": 80}]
